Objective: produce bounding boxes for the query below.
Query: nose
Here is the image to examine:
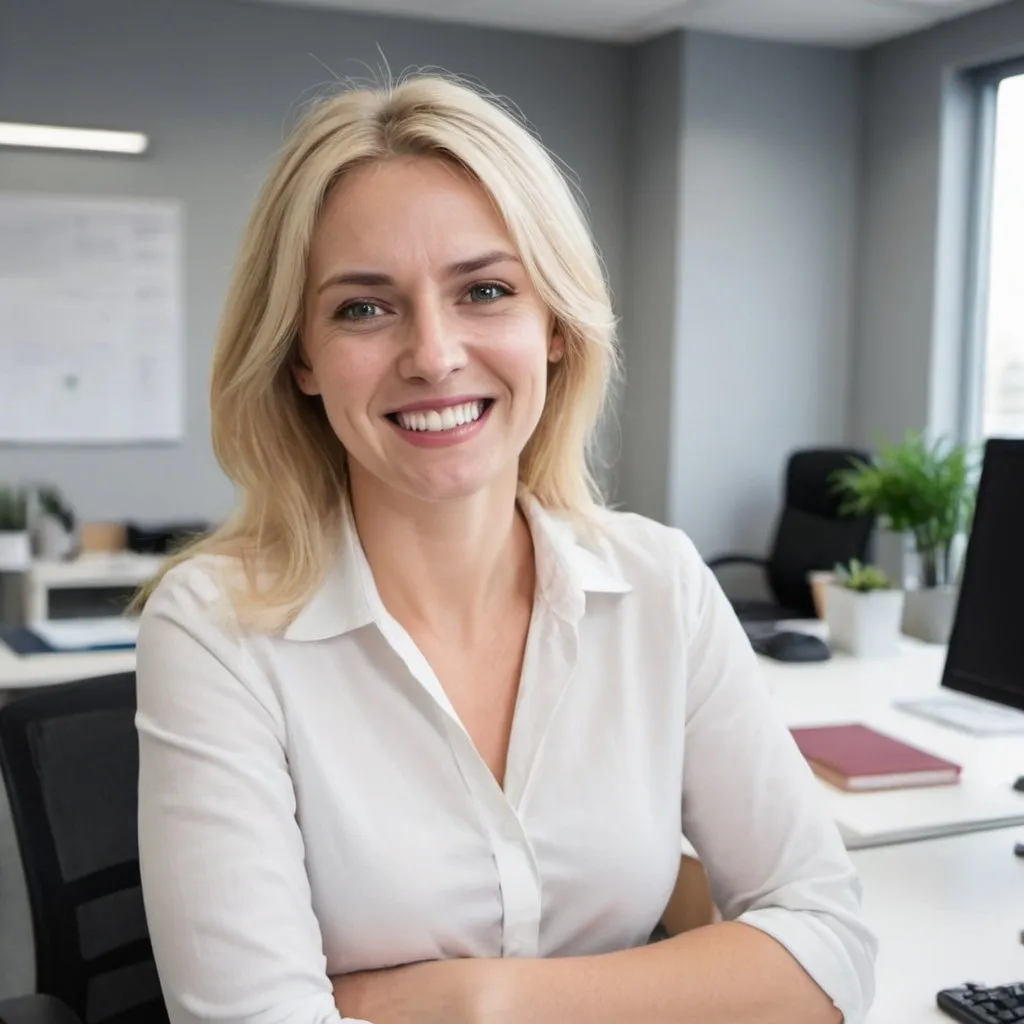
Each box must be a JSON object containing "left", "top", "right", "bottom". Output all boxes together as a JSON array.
[{"left": 397, "top": 299, "right": 467, "bottom": 384}]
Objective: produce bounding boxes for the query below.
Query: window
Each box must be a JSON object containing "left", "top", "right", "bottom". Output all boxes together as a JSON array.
[{"left": 969, "top": 66, "right": 1024, "bottom": 439}]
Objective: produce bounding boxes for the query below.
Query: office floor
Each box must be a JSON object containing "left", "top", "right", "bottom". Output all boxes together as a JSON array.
[{"left": 0, "top": 780, "right": 35, "bottom": 999}]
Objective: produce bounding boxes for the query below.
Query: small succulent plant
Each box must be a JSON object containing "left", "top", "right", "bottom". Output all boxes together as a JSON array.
[{"left": 835, "top": 559, "right": 893, "bottom": 593}]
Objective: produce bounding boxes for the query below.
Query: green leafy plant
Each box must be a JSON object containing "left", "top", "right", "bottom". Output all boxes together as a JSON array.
[
  {"left": 835, "top": 559, "right": 892, "bottom": 593},
  {"left": 37, "top": 485, "right": 76, "bottom": 533},
  {"left": 831, "top": 432, "right": 977, "bottom": 588},
  {"left": 0, "top": 486, "right": 28, "bottom": 532}
]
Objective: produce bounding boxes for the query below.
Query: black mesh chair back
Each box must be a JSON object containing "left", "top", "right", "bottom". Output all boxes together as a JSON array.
[
  {"left": 765, "top": 447, "right": 875, "bottom": 614},
  {"left": 0, "top": 674, "right": 167, "bottom": 1024}
]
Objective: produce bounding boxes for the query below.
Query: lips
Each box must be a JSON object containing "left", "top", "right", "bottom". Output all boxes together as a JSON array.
[
  {"left": 384, "top": 397, "right": 495, "bottom": 448},
  {"left": 386, "top": 398, "right": 494, "bottom": 434}
]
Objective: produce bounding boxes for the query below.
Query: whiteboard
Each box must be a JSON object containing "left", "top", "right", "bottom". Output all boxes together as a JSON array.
[{"left": 0, "top": 193, "right": 183, "bottom": 443}]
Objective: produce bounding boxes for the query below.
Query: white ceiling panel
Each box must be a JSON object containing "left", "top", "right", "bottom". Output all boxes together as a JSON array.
[
  {"left": 242, "top": 0, "right": 663, "bottom": 40},
  {"left": 632, "top": 0, "right": 921, "bottom": 46},
  {"left": 242, "top": 0, "right": 1014, "bottom": 47}
]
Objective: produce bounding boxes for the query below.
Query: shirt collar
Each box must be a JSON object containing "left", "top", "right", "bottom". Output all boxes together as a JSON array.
[
  {"left": 518, "top": 490, "right": 632, "bottom": 624},
  {"left": 282, "top": 489, "right": 632, "bottom": 642},
  {"left": 282, "top": 499, "right": 377, "bottom": 641}
]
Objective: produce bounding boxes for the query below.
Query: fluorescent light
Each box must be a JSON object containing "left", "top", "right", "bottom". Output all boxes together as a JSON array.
[{"left": 0, "top": 122, "right": 148, "bottom": 155}]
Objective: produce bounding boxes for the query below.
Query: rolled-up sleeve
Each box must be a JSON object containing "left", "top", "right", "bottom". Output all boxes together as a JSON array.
[
  {"left": 679, "top": 547, "right": 877, "bottom": 1023},
  {"left": 136, "top": 567, "right": 369, "bottom": 1024}
]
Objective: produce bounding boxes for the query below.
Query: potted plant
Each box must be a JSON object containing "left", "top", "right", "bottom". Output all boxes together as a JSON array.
[
  {"left": 0, "top": 486, "right": 31, "bottom": 571},
  {"left": 832, "top": 432, "right": 977, "bottom": 643},
  {"left": 34, "top": 485, "right": 77, "bottom": 560},
  {"left": 825, "top": 560, "right": 905, "bottom": 657}
]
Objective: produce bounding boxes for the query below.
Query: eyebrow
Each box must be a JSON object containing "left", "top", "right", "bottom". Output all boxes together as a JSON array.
[{"left": 316, "top": 250, "right": 520, "bottom": 294}]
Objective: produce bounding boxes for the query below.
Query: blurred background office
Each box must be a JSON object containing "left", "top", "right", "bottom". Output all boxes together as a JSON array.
[
  {"left": 0, "top": 0, "right": 1020, "bottom": 562},
  {"left": 2, "top": 0, "right": 1024, "bottom": 1020}
]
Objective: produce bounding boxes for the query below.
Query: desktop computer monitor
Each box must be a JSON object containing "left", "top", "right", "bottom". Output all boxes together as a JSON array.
[
  {"left": 900, "top": 438, "right": 1024, "bottom": 734},
  {"left": 941, "top": 438, "right": 1024, "bottom": 713}
]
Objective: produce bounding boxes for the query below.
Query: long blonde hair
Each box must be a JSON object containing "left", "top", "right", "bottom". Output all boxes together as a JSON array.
[{"left": 139, "top": 73, "right": 619, "bottom": 627}]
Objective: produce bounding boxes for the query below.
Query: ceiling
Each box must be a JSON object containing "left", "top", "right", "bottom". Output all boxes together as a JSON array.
[{"left": 244, "top": 0, "right": 1013, "bottom": 47}]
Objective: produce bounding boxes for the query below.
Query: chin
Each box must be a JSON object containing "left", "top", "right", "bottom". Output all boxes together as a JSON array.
[
  {"left": 393, "top": 457, "right": 515, "bottom": 505},
  {"left": 350, "top": 431, "right": 524, "bottom": 506},
  {"left": 401, "top": 475, "right": 497, "bottom": 504}
]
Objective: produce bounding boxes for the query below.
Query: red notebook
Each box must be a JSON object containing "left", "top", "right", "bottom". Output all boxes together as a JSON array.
[{"left": 790, "top": 723, "right": 962, "bottom": 792}]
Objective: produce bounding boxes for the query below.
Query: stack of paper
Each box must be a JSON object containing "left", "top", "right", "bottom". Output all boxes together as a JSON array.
[{"left": 31, "top": 617, "right": 139, "bottom": 651}]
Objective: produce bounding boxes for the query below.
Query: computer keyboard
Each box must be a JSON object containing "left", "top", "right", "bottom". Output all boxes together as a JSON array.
[{"left": 938, "top": 982, "right": 1024, "bottom": 1022}]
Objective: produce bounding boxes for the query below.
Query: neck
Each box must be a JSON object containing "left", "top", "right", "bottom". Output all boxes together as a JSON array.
[{"left": 348, "top": 470, "right": 534, "bottom": 641}]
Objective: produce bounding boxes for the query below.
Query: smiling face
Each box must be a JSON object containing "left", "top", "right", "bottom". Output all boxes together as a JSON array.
[{"left": 296, "top": 156, "right": 563, "bottom": 508}]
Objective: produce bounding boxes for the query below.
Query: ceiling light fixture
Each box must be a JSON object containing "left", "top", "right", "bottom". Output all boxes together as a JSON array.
[{"left": 0, "top": 122, "right": 149, "bottom": 155}]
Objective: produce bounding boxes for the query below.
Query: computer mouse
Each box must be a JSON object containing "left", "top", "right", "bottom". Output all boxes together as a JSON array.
[
  {"left": 1013, "top": 776, "right": 1024, "bottom": 793},
  {"left": 754, "top": 631, "right": 832, "bottom": 663}
]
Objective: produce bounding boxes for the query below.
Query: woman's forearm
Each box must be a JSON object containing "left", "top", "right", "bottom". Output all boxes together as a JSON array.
[{"left": 478, "top": 921, "right": 843, "bottom": 1024}]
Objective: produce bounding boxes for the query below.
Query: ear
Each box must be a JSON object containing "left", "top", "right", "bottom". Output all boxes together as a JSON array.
[
  {"left": 291, "top": 349, "right": 321, "bottom": 396},
  {"left": 548, "top": 328, "right": 565, "bottom": 364}
]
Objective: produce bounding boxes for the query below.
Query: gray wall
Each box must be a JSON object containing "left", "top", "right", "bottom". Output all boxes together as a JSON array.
[
  {"left": 671, "top": 32, "right": 860, "bottom": 556},
  {"left": 854, "top": 0, "right": 1024, "bottom": 448},
  {"left": 618, "top": 30, "right": 861, "bottom": 556},
  {"left": 0, "top": 0, "right": 629, "bottom": 523},
  {"left": 2, "top": 0, "right": 946, "bottom": 561},
  {"left": 616, "top": 34, "right": 685, "bottom": 522}
]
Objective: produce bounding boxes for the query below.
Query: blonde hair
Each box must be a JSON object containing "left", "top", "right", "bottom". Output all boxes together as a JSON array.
[{"left": 138, "top": 73, "right": 619, "bottom": 626}]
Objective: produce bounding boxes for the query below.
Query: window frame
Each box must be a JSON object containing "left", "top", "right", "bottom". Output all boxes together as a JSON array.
[{"left": 960, "top": 57, "right": 1024, "bottom": 442}]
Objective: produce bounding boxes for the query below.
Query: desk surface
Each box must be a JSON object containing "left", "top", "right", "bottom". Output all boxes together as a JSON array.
[
  {"left": 3, "top": 630, "right": 1021, "bottom": 837},
  {"left": 760, "top": 640, "right": 1024, "bottom": 847},
  {"left": 0, "top": 640, "right": 135, "bottom": 689},
  {"left": 4, "top": 628, "right": 1021, "bottom": 846},
  {"left": 857, "top": 826, "right": 1024, "bottom": 1022}
]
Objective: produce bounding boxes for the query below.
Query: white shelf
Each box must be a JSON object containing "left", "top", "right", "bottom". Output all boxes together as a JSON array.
[
  {"left": 21, "top": 553, "right": 165, "bottom": 623},
  {"left": 28, "top": 553, "right": 165, "bottom": 588}
]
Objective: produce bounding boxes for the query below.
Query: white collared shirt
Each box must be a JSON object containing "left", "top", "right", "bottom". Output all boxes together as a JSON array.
[{"left": 136, "top": 496, "right": 876, "bottom": 1024}]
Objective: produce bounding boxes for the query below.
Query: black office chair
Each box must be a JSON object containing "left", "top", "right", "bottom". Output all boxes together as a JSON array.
[
  {"left": 0, "top": 674, "right": 168, "bottom": 1024},
  {"left": 708, "top": 447, "right": 875, "bottom": 622},
  {"left": 0, "top": 995, "right": 83, "bottom": 1024}
]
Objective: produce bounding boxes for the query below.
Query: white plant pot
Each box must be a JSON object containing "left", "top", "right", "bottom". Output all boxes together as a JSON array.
[
  {"left": 902, "top": 586, "right": 959, "bottom": 645},
  {"left": 825, "top": 583, "right": 905, "bottom": 658},
  {"left": 35, "top": 514, "right": 74, "bottom": 560},
  {"left": 0, "top": 530, "right": 31, "bottom": 571}
]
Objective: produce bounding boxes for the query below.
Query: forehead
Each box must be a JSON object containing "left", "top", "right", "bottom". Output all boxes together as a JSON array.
[{"left": 309, "top": 157, "right": 513, "bottom": 272}]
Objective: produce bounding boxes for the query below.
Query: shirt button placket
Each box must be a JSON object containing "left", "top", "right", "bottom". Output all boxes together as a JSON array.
[
  {"left": 441, "top": 718, "right": 542, "bottom": 959},
  {"left": 491, "top": 813, "right": 541, "bottom": 959}
]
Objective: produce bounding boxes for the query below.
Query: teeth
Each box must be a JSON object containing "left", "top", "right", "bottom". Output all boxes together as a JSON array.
[{"left": 396, "top": 400, "right": 485, "bottom": 433}]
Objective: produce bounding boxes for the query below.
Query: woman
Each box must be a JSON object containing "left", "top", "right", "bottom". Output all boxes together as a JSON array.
[{"left": 136, "top": 75, "right": 876, "bottom": 1024}]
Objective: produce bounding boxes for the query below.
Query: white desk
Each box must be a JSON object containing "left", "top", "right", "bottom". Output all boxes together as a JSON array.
[
  {"left": 0, "top": 639, "right": 135, "bottom": 691},
  {"left": 762, "top": 640, "right": 1024, "bottom": 847},
  {"left": 857, "top": 826, "right": 1024, "bottom": 1022},
  {"left": 4, "top": 629, "right": 1021, "bottom": 848}
]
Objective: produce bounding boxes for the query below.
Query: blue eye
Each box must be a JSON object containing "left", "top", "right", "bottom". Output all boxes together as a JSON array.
[
  {"left": 336, "top": 301, "right": 384, "bottom": 321},
  {"left": 467, "top": 282, "right": 510, "bottom": 303}
]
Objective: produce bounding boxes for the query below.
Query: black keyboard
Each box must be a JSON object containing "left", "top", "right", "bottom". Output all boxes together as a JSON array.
[{"left": 938, "top": 983, "right": 1024, "bottom": 1022}]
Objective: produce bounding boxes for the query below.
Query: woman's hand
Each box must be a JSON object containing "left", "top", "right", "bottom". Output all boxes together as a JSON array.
[{"left": 333, "top": 958, "right": 491, "bottom": 1024}]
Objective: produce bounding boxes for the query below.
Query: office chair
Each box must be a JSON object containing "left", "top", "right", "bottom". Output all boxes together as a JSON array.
[
  {"left": 0, "top": 995, "right": 82, "bottom": 1024},
  {"left": 0, "top": 674, "right": 168, "bottom": 1024},
  {"left": 707, "top": 447, "right": 875, "bottom": 622}
]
